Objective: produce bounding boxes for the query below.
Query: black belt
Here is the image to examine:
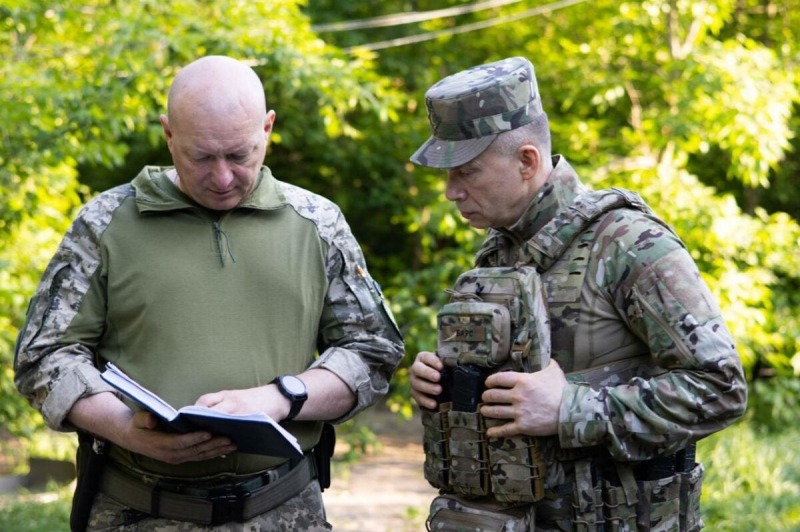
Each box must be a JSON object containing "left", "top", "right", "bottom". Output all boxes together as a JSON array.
[
  {"left": 633, "top": 443, "right": 697, "bottom": 480},
  {"left": 100, "top": 456, "right": 317, "bottom": 525}
]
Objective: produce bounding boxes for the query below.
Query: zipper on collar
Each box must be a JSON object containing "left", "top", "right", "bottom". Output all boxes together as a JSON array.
[{"left": 211, "top": 219, "right": 236, "bottom": 267}]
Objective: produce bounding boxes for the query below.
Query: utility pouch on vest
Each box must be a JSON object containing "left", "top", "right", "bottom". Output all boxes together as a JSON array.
[
  {"left": 602, "top": 478, "right": 638, "bottom": 531},
  {"left": 447, "top": 408, "right": 491, "bottom": 498},
  {"left": 421, "top": 402, "right": 452, "bottom": 491},
  {"left": 635, "top": 471, "right": 683, "bottom": 531},
  {"left": 436, "top": 265, "right": 550, "bottom": 373},
  {"left": 484, "top": 417, "right": 545, "bottom": 504},
  {"left": 427, "top": 493, "right": 533, "bottom": 532}
]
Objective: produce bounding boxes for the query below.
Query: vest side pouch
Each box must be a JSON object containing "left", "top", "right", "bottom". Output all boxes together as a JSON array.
[
  {"left": 426, "top": 493, "right": 533, "bottom": 532},
  {"left": 421, "top": 402, "right": 452, "bottom": 491},
  {"left": 679, "top": 463, "right": 704, "bottom": 532},
  {"left": 447, "top": 409, "right": 490, "bottom": 497},
  {"left": 635, "top": 473, "right": 682, "bottom": 532},
  {"left": 484, "top": 417, "right": 545, "bottom": 504}
]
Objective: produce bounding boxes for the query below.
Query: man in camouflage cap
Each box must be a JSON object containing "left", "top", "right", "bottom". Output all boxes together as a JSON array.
[
  {"left": 409, "top": 56, "right": 746, "bottom": 530},
  {"left": 15, "top": 55, "right": 403, "bottom": 531}
]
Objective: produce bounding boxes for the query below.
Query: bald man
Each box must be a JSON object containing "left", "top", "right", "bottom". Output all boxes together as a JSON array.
[{"left": 15, "top": 56, "right": 404, "bottom": 530}]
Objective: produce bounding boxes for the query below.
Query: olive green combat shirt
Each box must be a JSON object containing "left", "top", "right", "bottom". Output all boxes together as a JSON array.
[{"left": 15, "top": 166, "right": 403, "bottom": 478}]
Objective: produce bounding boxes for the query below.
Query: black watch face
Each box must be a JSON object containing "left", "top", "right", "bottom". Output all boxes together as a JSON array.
[{"left": 281, "top": 375, "right": 306, "bottom": 396}]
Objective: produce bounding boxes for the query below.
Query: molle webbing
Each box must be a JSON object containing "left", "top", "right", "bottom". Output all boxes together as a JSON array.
[
  {"left": 422, "top": 403, "right": 546, "bottom": 503},
  {"left": 421, "top": 356, "right": 662, "bottom": 503}
]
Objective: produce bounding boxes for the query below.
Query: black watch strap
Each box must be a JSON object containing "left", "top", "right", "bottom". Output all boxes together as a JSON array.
[{"left": 271, "top": 375, "right": 308, "bottom": 422}]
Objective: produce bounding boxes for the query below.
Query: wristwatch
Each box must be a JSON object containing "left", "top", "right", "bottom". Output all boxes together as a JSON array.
[{"left": 271, "top": 375, "right": 308, "bottom": 422}]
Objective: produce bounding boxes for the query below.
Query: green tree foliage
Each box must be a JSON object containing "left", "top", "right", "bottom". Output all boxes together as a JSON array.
[{"left": 2, "top": 0, "right": 799, "bottom": 439}]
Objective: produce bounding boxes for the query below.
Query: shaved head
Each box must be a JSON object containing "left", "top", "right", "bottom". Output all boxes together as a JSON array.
[{"left": 167, "top": 55, "right": 267, "bottom": 129}]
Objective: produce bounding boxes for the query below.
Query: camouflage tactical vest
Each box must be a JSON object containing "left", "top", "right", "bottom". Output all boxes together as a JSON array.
[
  {"left": 423, "top": 264, "right": 551, "bottom": 503},
  {"left": 421, "top": 188, "right": 655, "bottom": 503}
]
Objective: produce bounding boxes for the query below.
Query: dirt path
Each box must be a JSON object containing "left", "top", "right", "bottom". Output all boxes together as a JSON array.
[{"left": 322, "top": 407, "right": 439, "bottom": 531}]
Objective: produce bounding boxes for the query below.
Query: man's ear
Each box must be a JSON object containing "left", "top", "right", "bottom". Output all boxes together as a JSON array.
[
  {"left": 264, "top": 110, "right": 276, "bottom": 134},
  {"left": 159, "top": 115, "right": 173, "bottom": 149},
  {"left": 518, "top": 144, "right": 540, "bottom": 181}
]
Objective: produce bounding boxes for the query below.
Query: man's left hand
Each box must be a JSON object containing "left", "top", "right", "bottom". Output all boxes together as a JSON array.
[{"left": 479, "top": 359, "right": 566, "bottom": 438}]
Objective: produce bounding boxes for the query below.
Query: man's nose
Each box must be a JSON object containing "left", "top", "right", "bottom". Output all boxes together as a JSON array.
[
  {"left": 445, "top": 174, "right": 466, "bottom": 202},
  {"left": 211, "top": 159, "right": 235, "bottom": 189}
]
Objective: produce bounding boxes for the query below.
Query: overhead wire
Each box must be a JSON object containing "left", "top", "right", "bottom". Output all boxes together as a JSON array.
[
  {"left": 326, "top": 0, "right": 592, "bottom": 53},
  {"left": 312, "top": 0, "right": 528, "bottom": 32}
]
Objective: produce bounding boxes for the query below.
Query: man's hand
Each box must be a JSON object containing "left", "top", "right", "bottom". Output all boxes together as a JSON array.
[
  {"left": 68, "top": 392, "right": 236, "bottom": 464},
  {"left": 479, "top": 359, "right": 567, "bottom": 438},
  {"left": 125, "top": 410, "right": 237, "bottom": 464},
  {"left": 409, "top": 351, "right": 444, "bottom": 410}
]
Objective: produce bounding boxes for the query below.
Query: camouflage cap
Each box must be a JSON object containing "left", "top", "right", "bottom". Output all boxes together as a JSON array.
[{"left": 410, "top": 56, "right": 543, "bottom": 168}]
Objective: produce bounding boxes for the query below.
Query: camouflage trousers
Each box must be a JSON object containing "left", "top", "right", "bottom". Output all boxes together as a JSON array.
[{"left": 86, "top": 479, "right": 331, "bottom": 531}]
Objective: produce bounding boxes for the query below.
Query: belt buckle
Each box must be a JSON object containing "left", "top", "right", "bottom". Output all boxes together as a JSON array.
[{"left": 210, "top": 488, "right": 250, "bottom": 525}]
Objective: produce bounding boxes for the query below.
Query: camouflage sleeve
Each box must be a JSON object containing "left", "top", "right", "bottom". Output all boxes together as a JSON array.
[
  {"left": 281, "top": 183, "right": 404, "bottom": 422},
  {"left": 558, "top": 210, "right": 747, "bottom": 460},
  {"left": 13, "top": 188, "right": 130, "bottom": 431}
]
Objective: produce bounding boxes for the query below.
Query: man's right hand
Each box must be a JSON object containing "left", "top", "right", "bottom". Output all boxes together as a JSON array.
[
  {"left": 409, "top": 351, "right": 444, "bottom": 410},
  {"left": 68, "top": 392, "right": 237, "bottom": 464},
  {"left": 126, "top": 410, "right": 237, "bottom": 464}
]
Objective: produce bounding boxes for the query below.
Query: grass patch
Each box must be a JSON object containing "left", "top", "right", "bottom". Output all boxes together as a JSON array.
[
  {"left": 699, "top": 421, "right": 800, "bottom": 531},
  {"left": 0, "top": 482, "right": 71, "bottom": 532}
]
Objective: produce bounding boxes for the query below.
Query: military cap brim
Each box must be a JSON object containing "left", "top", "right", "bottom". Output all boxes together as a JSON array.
[{"left": 409, "top": 135, "right": 497, "bottom": 169}]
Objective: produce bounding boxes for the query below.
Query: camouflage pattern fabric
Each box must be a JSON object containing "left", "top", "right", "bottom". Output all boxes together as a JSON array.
[
  {"left": 447, "top": 409, "right": 491, "bottom": 497},
  {"left": 471, "top": 155, "right": 746, "bottom": 529},
  {"left": 423, "top": 405, "right": 548, "bottom": 505},
  {"left": 427, "top": 493, "right": 534, "bottom": 531},
  {"left": 484, "top": 417, "right": 545, "bottom": 504},
  {"left": 421, "top": 403, "right": 451, "bottom": 490},
  {"left": 678, "top": 463, "right": 705, "bottom": 531},
  {"left": 634, "top": 472, "right": 682, "bottom": 531},
  {"left": 440, "top": 266, "right": 551, "bottom": 373},
  {"left": 87, "top": 480, "right": 330, "bottom": 531},
  {"left": 437, "top": 300, "right": 512, "bottom": 369},
  {"left": 410, "top": 56, "right": 545, "bottom": 168},
  {"left": 427, "top": 264, "right": 551, "bottom": 504}
]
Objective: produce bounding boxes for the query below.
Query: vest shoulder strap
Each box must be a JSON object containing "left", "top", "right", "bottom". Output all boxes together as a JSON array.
[{"left": 520, "top": 188, "right": 653, "bottom": 272}]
